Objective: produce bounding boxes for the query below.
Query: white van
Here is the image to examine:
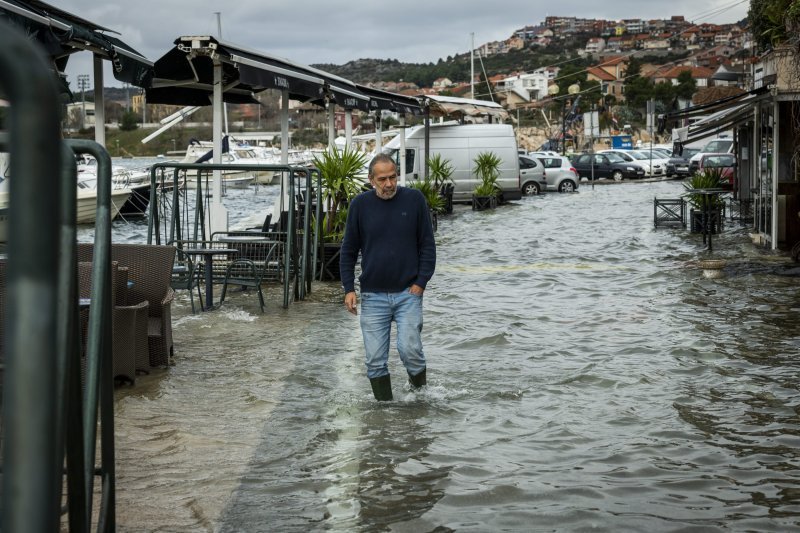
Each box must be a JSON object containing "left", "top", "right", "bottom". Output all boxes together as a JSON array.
[{"left": 381, "top": 123, "right": 522, "bottom": 202}]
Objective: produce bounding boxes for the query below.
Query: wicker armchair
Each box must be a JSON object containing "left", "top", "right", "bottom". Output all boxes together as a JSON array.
[
  {"left": 77, "top": 243, "right": 176, "bottom": 368},
  {"left": 77, "top": 261, "right": 149, "bottom": 384}
]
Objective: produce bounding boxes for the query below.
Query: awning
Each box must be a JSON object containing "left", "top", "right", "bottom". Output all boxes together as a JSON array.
[
  {"left": 356, "top": 84, "right": 423, "bottom": 115},
  {"left": 665, "top": 86, "right": 767, "bottom": 121},
  {"left": 148, "top": 36, "right": 326, "bottom": 105},
  {"left": 671, "top": 90, "right": 771, "bottom": 145},
  {"left": 149, "top": 35, "right": 376, "bottom": 111},
  {"left": 424, "top": 94, "right": 508, "bottom": 120},
  {"left": 0, "top": 0, "right": 153, "bottom": 88}
]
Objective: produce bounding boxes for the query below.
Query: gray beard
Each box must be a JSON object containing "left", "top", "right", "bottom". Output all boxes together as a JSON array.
[{"left": 375, "top": 188, "right": 397, "bottom": 200}]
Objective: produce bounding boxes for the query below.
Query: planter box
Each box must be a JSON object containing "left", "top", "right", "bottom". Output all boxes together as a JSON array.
[
  {"left": 440, "top": 184, "right": 454, "bottom": 215},
  {"left": 318, "top": 242, "right": 342, "bottom": 281},
  {"left": 690, "top": 208, "right": 723, "bottom": 235},
  {"left": 472, "top": 195, "right": 497, "bottom": 211}
]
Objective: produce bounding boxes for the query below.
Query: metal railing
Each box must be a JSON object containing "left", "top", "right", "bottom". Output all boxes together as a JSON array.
[
  {"left": 146, "top": 162, "right": 320, "bottom": 308},
  {"left": 1, "top": 22, "right": 117, "bottom": 532}
]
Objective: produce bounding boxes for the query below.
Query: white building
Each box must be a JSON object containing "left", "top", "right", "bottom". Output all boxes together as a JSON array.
[
  {"left": 496, "top": 68, "right": 558, "bottom": 102},
  {"left": 585, "top": 37, "right": 606, "bottom": 54}
]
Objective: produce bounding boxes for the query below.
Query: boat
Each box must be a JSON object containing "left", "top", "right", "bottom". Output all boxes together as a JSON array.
[
  {"left": 180, "top": 139, "right": 262, "bottom": 187},
  {"left": 75, "top": 179, "right": 132, "bottom": 224}
]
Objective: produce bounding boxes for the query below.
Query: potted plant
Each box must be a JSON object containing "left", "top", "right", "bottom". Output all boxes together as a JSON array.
[
  {"left": 428, "top": 153, "right": 455, "bottom": 215},
  {"left": 472, "top": 151, "right": 502, "bottom": 211},
  {"left": 684, "top": 168, "right": 726, "bottom": 234},
  {"left": 407, "top": 176, "right": 446, "bottom": 232},
  {"left": 311, "top": 146, "right": 368, "bottom": 280}
]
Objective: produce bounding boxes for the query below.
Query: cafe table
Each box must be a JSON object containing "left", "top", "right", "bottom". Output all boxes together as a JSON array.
[{"left": 185, "top": 247, "right": 238, "bottom": 311}]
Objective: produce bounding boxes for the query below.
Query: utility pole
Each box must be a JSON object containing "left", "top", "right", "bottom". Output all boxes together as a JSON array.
[{"left": 77, "top": 74, "right": 90, "bottom": 130}]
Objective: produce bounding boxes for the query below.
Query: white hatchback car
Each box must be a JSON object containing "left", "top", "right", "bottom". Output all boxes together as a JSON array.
[{"left": 520, "top": 155, "right": 580, "bottom": 195}]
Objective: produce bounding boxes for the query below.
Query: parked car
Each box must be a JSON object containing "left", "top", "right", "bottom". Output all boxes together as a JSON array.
[
  {"left": 600, "top": 149, "right": 665, "bottom": 176},
  {"left": 697, "top": 153, "right": 736, "bottom": 187},
  {"left": 689, "top": 136, "right": 734, "bottom": 174},
  {"left": 666, "top": 147, "right": 701, "bottom": 177},
  {"left": 535, "top": 155, "right": 579, "bottom": 193},
  {"left": 519, "top": 155, "right": 546, "bottom": 195},
  {"left": 528, "top": 150, "right": 561, "bottom": 158},
  {"left": 571, "top": 152, "right": 646, "bottom": 181}
]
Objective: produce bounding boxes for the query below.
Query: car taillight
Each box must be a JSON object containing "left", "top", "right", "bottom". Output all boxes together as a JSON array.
[{"left": 570, "top": 167, "right": 578, "bottom": 176}]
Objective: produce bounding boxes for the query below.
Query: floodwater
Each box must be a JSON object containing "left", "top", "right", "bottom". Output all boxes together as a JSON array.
[{"left": 95, "top": 166, "right": 800, "bottom": 531}]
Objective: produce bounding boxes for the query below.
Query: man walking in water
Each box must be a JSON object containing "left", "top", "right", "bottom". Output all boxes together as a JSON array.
[{"left": 340, "top": 154, "right": 436, "bottom": 401}]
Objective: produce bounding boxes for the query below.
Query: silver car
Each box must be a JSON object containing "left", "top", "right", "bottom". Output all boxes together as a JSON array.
[
  {"left": 519, "top": 155, "right": 546, "bottom": 195},
  {"left": 520, "top": 155, "right": 580, "bottom": 195},
  {"left": 537, "top": 156, "right": 580, "bottom": 193}
]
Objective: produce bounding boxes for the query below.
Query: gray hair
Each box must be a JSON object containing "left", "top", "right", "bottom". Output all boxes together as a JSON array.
[{"left": 368, "top": 153, "right": 397, "bottom": 177}]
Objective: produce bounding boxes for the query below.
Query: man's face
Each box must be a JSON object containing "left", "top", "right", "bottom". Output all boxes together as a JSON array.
[{"left": 369, "top": 161, "right": 398, "bottom": 200}]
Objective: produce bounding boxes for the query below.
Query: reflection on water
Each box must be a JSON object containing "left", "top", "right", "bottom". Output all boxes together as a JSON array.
[{"left": 103, "top": 174, "right": 800, "bottom": 531}]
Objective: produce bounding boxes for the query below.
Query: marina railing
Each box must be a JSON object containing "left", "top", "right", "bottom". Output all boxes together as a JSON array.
[
  {"left": 146, "top": 162, "right": 319, "bottom": 308},
  {"left": 1, "top": 22, "right": 117, "bottom": 532}
]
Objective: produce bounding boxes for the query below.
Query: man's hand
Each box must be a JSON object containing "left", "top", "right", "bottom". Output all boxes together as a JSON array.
[
  {"left": 409, "top": 284, "right": 424, "bottom": 296},
  {"left": 344, "top": 291, "right": 358, "bottom": 315}
]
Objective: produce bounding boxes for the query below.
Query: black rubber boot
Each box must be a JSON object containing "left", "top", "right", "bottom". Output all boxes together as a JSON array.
[
  {"left": 408, "top": 368, "right": 427, "bottom": 389},
  {"left": 370, "top": 374, "right": 393, "bottom": 401}
]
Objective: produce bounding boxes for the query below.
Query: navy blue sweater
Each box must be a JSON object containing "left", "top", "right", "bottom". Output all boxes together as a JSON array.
[{"left": 340, "top": 187, "right": 436, "bottom": 293}]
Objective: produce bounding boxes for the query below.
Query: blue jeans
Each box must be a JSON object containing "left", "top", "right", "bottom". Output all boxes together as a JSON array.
[{"left": 360, "top": 290, "right": 425, "bottom": 380}]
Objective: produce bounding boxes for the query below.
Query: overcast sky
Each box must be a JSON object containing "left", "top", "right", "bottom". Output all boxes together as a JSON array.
[{"left": 57, "top": 0, "right": 750, "bottom": 88}]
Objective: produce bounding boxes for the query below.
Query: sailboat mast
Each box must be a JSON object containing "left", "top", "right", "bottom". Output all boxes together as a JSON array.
[{"left": 470, "top": 32, "right": 475, "bottom": 99}]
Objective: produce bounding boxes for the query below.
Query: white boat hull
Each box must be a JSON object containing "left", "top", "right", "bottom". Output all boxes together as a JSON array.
[
  {"left": 76, "top": 188, "right": 132, "bottom": 224},
  {"left": 184, "top": 175, "right": 255, "bottom": 190}
]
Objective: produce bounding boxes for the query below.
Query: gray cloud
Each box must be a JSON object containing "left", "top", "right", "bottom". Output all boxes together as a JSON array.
[{"left": 57, "top": 0, "right": 749, "bottom": 87}]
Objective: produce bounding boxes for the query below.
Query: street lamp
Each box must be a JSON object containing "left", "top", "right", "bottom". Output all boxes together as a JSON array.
[
  {"left": 562, "top": 84, "right": 581, "bottom": 155},
  {"left": 77, "top": 74, "right": 90, "bottom": 131}
]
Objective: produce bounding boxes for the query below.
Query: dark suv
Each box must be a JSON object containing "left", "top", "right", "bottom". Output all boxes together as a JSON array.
[{"left": 571, "top": 153, "right": 645, "bottom": 181}]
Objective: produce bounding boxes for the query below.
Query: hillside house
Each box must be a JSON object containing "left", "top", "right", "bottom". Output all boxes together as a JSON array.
[
  {"left": 432, "top": 78, "right": 453, "bottom": 90},
  {"left": 650, "top": 66, "right": 715, "bottom": 87},
  {"left": 585, "top": 37, "right": 606, "bottom": 54},
  {"left": 587, "top": 56, "right": 628, "bottom": 101}
]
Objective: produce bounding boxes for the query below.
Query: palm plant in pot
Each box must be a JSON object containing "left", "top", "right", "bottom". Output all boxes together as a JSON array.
[
  {"left": 428, "top": 153, "right": 455, "bottom": 215},
  {"left": 311, "top": 146, "right": 368, "bottom": 280},
  {"left": 407, "top": 175, "right": 446, "bottom": 232},
  {"left": 472, "top": 151, "right": 502, "bottom": 211},
  {"left": 684, "top": 167, "right": 727, "bottom": 234}
]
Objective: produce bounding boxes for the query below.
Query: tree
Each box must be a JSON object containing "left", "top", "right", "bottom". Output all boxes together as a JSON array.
[
  {"left": 674, "top": 70, "right": 697, "bottom": 101},
  {"left": 749, "top": 0, "right": 800, "bottom": 52},
  {"left": 623, "top": 59, "right": 653, "bottom": 111},
  {"left": 119, "top": 110, "right": 139, "bottom": 131}
]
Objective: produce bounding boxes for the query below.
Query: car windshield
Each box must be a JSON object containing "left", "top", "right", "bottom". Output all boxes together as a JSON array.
[
  {"left": 702, "top": 139, "right": 733, "bottom": 153},
  {"left": 683, "top": 148, "right": 700, "bottom": 158},
  {"left": 626, "top": 152, "right": 649, "bottom": 160},
  {"left": 605, "top": 153, "right": 625, "bottom": 163}
]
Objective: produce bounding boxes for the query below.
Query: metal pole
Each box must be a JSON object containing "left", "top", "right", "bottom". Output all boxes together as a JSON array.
[
  {"left": 424, "top": 101, "right": 430, "bottom": 181},
  {"left": 772, "top": 99, "right": 779, "bottom": 250},
  {"left": 210, "top": 57, "right": 228, "bottom": 235},
  {"left": 399, "top": 114, "right": 407, "bottom": 186},
  {"left": 327, "top": 101, "right": 336, "bottom": 150},
  {"left": 345, "top": 109, "right": 353, "bottom": 149},
  {"left": 94, "top": 56, "right": 106, "bottom": 147},
  {"left": 562, "top": 99, "right": 567, "bottom": 156},
  {"left": 375, "top": 111, "right": 382, "bottom": 153},
  {"left": 1, "top": 23, "right": 63, "bottom": 533}
]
